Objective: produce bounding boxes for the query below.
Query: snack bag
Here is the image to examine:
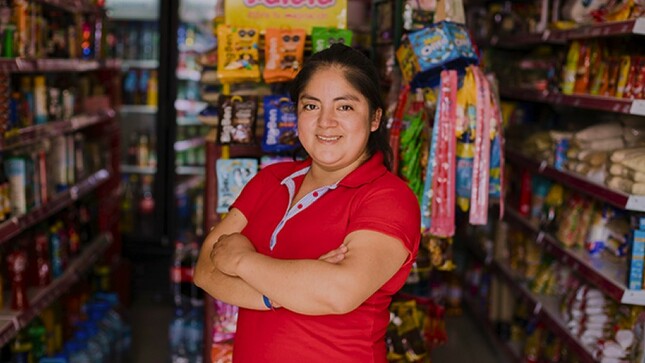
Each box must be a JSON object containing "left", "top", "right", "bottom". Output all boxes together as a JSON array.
[
  {"left": 217, "top": 95, "right": 258, "bottom": 145},
  {"left": 263, "top": 28, "right": 306, "bottom": 84},
  {"left": 216, "top": 158, "right": 258, "bottom": 213},
  {"left": 311, "top": 27, "right": 353, "bottom": 53},
  {"left": 261, "top": 95, "right": 299, "bottom": 154},
  {"left": 217, "top": 25, "right": 260, "bottom": 83}
]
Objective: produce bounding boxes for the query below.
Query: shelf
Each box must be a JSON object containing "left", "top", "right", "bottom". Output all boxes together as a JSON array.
[
  {"left": 0, "top": 110, "right": 116, "bottom": 151},
  {"left": 176, "top": 166, "right": 206, "bottom": 176},
  {"left": 121, "top": 59, "right": 159, "bottom": 69},
  {"left": 177, "top": 116, "right": 201, "bottom": 126},
  {"left": 0, "top": 233, "right": 112, "bottom": 347},
  {"left": 175, "top": 99, "right": 207, "bottom": 114},
  {"left": 38, "top": 0, "right": 101, "bottom": 13},
  {"left": 490, "top": 18, "right": 645, "bottom": 47},
  {"left": 174, "top": 137, "right": 205, "bottom": 152},
  {"left": 468, "top": 242, "right": 597, "bottom": 363},
  {"left": 506, "top": 149, "right": 645, "bottom": 211},
  {"left": 500, "top": 88, "right": 645, "bottom": 116},
  {"left": 177, "top": 69, "right": 201, "bottom": 82},
  {"left": 0, "top": 58, "right": 120, "bottom": 73},
  {"left": 505, "top": 207, "right": 645, "bottom": 305},
  {"left": 120, "top": 165, "right": 157, "bottom": 175},
  {"left": 0, "top": 169, "right": 111, "bottom": 247},
  {"left": 175, "top": 174, "right": 204, "bottom": 195},
  {"left": 119, "top": 105, "right": 158, "bottom": 114}
]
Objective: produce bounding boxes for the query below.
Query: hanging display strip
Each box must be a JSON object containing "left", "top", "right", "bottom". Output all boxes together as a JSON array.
[
  {"left": 507, "top": 149, "right": 645, "bottom": 212},
  {"left": 467, "top": 240, "right": 597, "bottom": 363},
  {"left": 0, "top": 233, "right": 113, "bottom": 347},
  {"left": 505, "top": 207, "right": 645, "bottom": 305}
]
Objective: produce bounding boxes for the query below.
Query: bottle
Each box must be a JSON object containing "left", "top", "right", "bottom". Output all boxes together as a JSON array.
[
  {"left": 169, "top": 306, "right": 188, "bottom": 363},
  {"left": 35, "top": 228, "right": 51, "bottom": 287},
  {"left": 7, "top": 246, "right": 29, "bottom": 310},
  {"left": 33, "top": 75, "right": 48, "bottom": 125},
  {"left": 170, "top": 242, "right": 188, "bottom": 311},
  {"left": 10, "top": 331, "right": 33, "bottom": 363},
  {"left": 119, "top": 176, "right": 134, "bottom": 234},
  {"left": 0, "top": 155, "right": 7, "bottom": 222},
  {"left": 27, "top": 317, "right": 47, "bottom": 361},
  {"left": 137, "top": 132, "right": 149, "bottom": 167},
  {"left": 146, "top": 70, "right": 158, "bottom": 107},
  {"left": 19, "top": 76, "right": 34, "bottom": 127}
]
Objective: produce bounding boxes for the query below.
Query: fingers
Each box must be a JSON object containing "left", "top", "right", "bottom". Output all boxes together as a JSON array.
[{"left": 318, "top": 244, "right": 348, "bottom": 263}]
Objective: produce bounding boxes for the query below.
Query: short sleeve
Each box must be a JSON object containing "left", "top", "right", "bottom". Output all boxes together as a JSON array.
[
  {"left": 230, "top": 167, "right": 273, "bottom": 221},
  {"left": 347, "top": 183, "right": 421, "bottom": 263}
]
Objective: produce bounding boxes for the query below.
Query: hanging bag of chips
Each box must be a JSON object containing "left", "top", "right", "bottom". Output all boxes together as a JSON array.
[
  {"left": 261, "top": 95, "right": 299, "bottom": 153},
  {"left": 217, "top": 95, "right": 258, "bottom": 145},
  {"left": 217, "top": 25, "right": 261, "bottom": 84}
]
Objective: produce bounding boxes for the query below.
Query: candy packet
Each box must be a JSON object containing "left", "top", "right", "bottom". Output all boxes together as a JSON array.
[
  {"left": 217, "top": 25, "right": 261, "bottom": 84},
  {"left": 217, "top": 95, "right": 258, "bottom": 145},
  {"left": 311, "top": 27, "right": 353, "bottom": 53},
  {"left": 263, "top": 28, "right": 306, "bottom": 84},
  {"left": 261, "top": 95, "right": 299, "bottom": 153}
]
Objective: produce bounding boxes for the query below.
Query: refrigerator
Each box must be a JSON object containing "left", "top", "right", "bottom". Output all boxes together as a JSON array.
[{"left": 105, "top": 0, "right": 213, "bottom": 251}]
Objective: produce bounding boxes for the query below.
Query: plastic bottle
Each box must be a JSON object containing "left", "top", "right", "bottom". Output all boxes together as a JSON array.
[
  {"left": 169, "top": 306, "right": 188, "bottom": 363},
  {"left": 33, "top": 75, "right": 48, "bottom": 124},
  {"left": 170, "top": 241, "right": 188, "bottom": 311}
]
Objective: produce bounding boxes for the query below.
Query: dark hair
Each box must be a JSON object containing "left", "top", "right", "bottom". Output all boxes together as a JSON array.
[{"left": 290, "top": 43, "right": 393, "bottom": 171}]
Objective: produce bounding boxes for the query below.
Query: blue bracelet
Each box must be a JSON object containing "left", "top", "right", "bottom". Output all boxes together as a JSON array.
[{"left": 262, "top": 295, "right": 273, "bottom": 310}]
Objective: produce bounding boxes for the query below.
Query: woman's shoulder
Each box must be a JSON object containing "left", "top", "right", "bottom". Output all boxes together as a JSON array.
[{"left": 258, "top": 159, "right": 308, "bottom": 179}]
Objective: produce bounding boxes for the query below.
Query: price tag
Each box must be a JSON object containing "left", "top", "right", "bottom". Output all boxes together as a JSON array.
[
  {"left": 533, "top": 302, "right": 542, "bottom": 315},
  {"left": 634, "top": 18, "right": 645, "bottom": 35},
  {"left": 536, "top": 231, "right": 545, "bottom": 244},
  {"left": 539, "top": 160, "right": 548, "bottom": 172},
  {"left": 631, "top": 100, "right": 645, "bottom": 116}
]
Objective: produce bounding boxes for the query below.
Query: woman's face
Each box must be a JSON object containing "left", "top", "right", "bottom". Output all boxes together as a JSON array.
[{"left": 297, "top": 66, "right": 380, "bottom": 173}]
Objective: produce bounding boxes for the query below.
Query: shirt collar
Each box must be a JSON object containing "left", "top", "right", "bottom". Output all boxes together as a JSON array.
[{"left": 272, "top": 152, "right": 387, "bottom": 189}]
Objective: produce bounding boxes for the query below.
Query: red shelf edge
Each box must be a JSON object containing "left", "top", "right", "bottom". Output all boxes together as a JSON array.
[
  {"left": 506, "top": 150, "right": 637, "bottom": 211},
  {"left": 505, "top": 208, "right": 627, "bottom": 303},
  {"left": 500, "top": 88, "right": 636, "bottom": 115},
  {"left": 0, "top": 169, "right": 111, "bottom": 247},
  {"left": 0, "top": 233, "right": 112, "bottom": 346}
]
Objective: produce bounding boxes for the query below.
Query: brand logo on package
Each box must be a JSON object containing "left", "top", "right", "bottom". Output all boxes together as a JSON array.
[{"left": 226, "top": 0, "right": 346, "bottom": 33}]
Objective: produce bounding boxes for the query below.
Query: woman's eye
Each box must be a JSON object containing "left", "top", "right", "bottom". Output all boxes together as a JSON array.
[
  {"left": 302, "top": 104, "right": 317, "bottom": 111},
  {"left": 338, "top": 105, "right": 353, "bottom": 111}
]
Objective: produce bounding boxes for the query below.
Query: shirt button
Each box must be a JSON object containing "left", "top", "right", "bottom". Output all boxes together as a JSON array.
[
  {"left": 313, "top": 192, "right": 319, "bottom": 197},
  {"left": 297, "top": 204, "right": 303, "bottom": 209}
]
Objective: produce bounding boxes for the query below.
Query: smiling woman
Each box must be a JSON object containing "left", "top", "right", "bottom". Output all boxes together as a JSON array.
[{"left": 194, "top": 43, "right": 421, "bottom": 363}]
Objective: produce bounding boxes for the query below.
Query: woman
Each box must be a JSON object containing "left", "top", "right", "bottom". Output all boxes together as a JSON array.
[{"left": 194, "top": 43, "right": 421, "bottom": 362}]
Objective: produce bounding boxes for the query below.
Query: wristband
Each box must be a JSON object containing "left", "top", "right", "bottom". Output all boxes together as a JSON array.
[{"left": 262, "top": 295, "right": 274, "bottom": 310}]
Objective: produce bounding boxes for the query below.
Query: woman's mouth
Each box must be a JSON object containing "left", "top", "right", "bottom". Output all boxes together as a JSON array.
[{"left": 317, "top": 135, "right": 341, "bottom": 142}]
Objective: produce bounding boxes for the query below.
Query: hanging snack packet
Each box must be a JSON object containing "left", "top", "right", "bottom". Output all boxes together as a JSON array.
[
  {"left": 217, "top": 95, "right": 258, "bottom": 144},
  {"left": 217, "top": 25, "right": 261, "bottom": 84},
  {"left": 311, "top": 27, "right": 353, "bottom": 53},
  {"left": 261, "top": 95, "right": 299, "bottom": 153},
  {"left": 263, "top": 28, "right": 306, "bottom": 84},
  {"left": 456, "top": 67, "right": 477, "bottom": 212}
]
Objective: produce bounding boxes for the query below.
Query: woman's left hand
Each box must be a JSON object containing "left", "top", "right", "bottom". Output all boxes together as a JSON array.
[{"left": 209, "top": 233, "right": 256, "bottom": 276}]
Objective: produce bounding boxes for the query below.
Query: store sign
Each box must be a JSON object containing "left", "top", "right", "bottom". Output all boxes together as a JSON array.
[{"left": 225, "top": 0, "right": 347, "bottom": 33}]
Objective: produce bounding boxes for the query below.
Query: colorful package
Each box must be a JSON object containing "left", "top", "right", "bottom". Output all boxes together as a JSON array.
[
  {"left": 311, "top": 27, "right": 353, "bottom": 53},
  {"left": 397, "top": 21, "right": 478, "bottom": 86},
  {"left": 261, "top": 95, "right": 299, "bottom": 153},
  {"left": 216, "top": 25, "right": 261, "bottom": 83},
  {"left": 216, "top": 158, "right": 258, "bottom": 213},
  {"left": 263, "top": 28, "right": 306, "bottom": 84},
  {"left": 217, "top": 95, "right": 258, "bottom": 145}
]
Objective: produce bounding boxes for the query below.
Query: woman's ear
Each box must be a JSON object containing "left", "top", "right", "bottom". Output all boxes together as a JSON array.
[{"left": 371, "top": 108, "right": 382, "bottom": 132}]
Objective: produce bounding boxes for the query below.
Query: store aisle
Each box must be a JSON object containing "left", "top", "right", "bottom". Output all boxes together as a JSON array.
[{"left": 430, "top": 313, "right": 510, "bottom": 363}]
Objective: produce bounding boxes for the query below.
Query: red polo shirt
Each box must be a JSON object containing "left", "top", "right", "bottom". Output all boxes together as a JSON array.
[{"left": 230, "top": 152, "right": 421, "bottom": 363}]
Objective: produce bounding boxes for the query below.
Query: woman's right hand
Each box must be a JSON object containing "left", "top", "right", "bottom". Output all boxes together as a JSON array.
[{"left": 318, "top": 244, "right": 348, "bottom": 264}]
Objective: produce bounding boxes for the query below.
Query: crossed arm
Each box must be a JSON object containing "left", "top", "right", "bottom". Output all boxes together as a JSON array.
[{"left": 193, "top": 207, "right": 409, "bottom": 316}]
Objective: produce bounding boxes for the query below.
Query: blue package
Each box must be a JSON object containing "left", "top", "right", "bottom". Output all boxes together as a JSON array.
[{"left": 261, "top": 95, "right": 299, "bottom": 153}]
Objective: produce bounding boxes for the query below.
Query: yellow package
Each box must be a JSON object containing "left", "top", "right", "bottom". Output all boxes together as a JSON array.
[
  {"left": 217, "top": 25, "right": 261, "bottom": 84},
  {"left": 561, "top": 41, "right": 580, "bottom": 95},
  {"left": 615, "top": 55, "right": 632, "bottom": 99},
  {"left": 263, "top": 28, "right": 306, "bottom": 84}
]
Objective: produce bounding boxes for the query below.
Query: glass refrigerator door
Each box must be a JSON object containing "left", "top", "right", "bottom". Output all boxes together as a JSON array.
[
  {"left": 172, "top": 0, "right": 217, "bottom": 245},
  {"left": 105, "top": 0, "right": 162, "bottom": 245}
]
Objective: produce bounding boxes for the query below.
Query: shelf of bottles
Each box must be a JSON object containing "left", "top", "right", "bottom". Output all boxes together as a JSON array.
[
  {"left": 0, "top": 110, "right": 116, "bottom": 150},
  {"left": 506, "top": 149, "right": 645, "bottom": 211},
  {"left": 490, "top": 18, "right": 645, "bottom": 47},
  {"left": 467, "top": 240, "right": 597, "bottom": 363},
  {"left": 0, "top": 232, "right": 113, "bottom": 347},
  {"left": 505, "top": 207, "right": 645, "bottom": 305},
  {"left": 0, "top": 169, "right": 111, "bottom": 246},
  {"left": 499, "top": 88, "right": 645, "bottom": 116}
]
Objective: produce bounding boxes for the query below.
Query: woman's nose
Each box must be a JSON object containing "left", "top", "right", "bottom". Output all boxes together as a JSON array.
[{"left": 317, "top": 107, "right": 337, "bottom": 127}]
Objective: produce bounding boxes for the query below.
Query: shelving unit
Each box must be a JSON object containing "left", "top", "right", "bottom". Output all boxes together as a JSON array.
[
  {"left": 506, "top": 150, "right": 645, "bottom": 211},
  {"left": 0, "top": 233, "right": 113, "bottom": 347},
  {"left": 467, "top": 242, "right": 597, "bottom": 363},
  {"left": 0, "top": 0, "right": 122, "bottom": 357}
]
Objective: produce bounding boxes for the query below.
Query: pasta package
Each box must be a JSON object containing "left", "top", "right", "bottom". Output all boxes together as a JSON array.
[
  {"left": 217, "top": 25, "right": 261, "bottom": 84},
  {"left": 263, "top": 28, "right": 306, "bottom": 84}
]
